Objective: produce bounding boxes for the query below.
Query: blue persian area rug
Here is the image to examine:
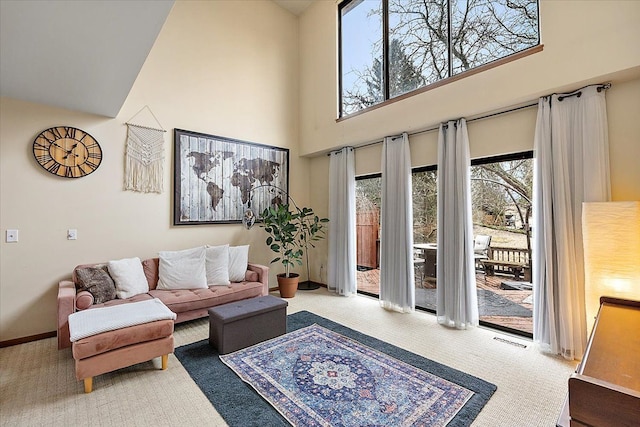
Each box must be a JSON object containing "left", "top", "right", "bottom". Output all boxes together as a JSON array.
[
  {"left": 174, "top": 311, "right": 496, "bottom": 427},
  {"left": 221, "top": 324, "right": 478, "bottom": 426}
]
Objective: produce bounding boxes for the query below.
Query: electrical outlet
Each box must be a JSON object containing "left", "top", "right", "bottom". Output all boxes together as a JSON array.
[
  {"left": 6, "top": 229, "right": 18, "bottom": 243},
  {"left": 67, "top": 229, "right": 77, "bottom": 240}
]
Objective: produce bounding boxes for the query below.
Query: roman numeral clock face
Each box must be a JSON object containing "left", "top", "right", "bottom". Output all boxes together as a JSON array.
[{"left": 32, "top": 126, "right": 102, "bottom": 178}]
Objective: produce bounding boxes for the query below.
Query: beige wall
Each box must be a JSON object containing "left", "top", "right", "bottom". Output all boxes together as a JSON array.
[
  {"left": 0, "top": 1, "right": 304, "bottom": 342},
  {"left": 607, "top": 78, "right": 640, "bottom": 201},
  {"left": 2, "top": 0, "right": 639, "bottom": 343},
  {"left": 304, "top": 79, "right": 640, "bottom": 282},
  {"left": 302, "top": 1, "right": 640, "bottom": 283},
  {"left": 347, "top": 79, "right": 640, "bottom": 182},
  {"left": 299, "top": 0, "right": 640, "bottom": 156}
]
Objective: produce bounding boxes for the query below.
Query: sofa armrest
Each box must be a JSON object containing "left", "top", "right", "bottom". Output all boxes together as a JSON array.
[
  {"left": 247, "top": 263, "right": 269, "bottom": 296},
  {"left": 57, "top": 279, "right": 76, "bottom": 349}
]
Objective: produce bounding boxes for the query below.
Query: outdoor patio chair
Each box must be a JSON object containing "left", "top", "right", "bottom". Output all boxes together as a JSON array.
[
  {"left": 413, "top": 249, "right": 425, "bottom": 288},
  {"left": 473, "top": 235, "right": 491, "bottom": 271}
]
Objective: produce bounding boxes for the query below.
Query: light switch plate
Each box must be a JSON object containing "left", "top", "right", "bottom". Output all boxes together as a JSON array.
[
  {"left": 6, "top": 229, "right": 18, "bottom": 242},
  {"left": 67, "top": 229, "right": 77, "bottom": 240}
]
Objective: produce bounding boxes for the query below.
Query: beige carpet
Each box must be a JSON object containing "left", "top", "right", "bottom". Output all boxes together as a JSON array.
[{"left": 0, "top": 289, "right": 576, "bottom": 426}]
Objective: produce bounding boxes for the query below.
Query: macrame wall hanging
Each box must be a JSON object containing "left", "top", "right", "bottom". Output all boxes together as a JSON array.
[{"left": 124, "top": 106, "right": 166, "bottom": 193}]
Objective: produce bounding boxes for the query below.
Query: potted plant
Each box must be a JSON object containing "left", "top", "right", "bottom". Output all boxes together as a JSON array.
[
  {"left": 297, "top": 206, "right": 330, "bottom": 290},
  {"left": 259, "top": 203, "right": 328, "bottom": 298}
]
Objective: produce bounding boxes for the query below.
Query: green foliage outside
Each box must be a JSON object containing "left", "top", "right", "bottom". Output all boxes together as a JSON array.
[
  {"left": 356, "top": 158, "right": 533, "bottom": 255},
  {"left": 342, "top": 0, "right": 539, "bottom": 114}
]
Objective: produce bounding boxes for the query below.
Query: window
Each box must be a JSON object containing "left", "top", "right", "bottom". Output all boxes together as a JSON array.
[
  {"left": 355, "top": 170, "right": 438, "bottom": 296},
  {"left": 412, "top": 166, "right": 438, "bottom": 245},
  {"left": 470, "top": 152, "right": 533, "bottom": 337},
  {"left": 355, "top": 175, "right": 381, "bottom": 296},
  {"left": 355, "top": 152, "right": 534, "bottom": 337},
  {"left": 339, "top": 0, "right": 540, "bottom": 116}
]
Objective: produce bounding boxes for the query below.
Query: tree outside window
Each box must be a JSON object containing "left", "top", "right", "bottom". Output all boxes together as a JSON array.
[{"left": 340, "top": 0, "right": 540, "bottom": 116}]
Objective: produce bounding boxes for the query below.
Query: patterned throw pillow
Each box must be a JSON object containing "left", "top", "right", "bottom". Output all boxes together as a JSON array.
[{"left": 75, "top": 267, "right": 117, "bottom": 304}]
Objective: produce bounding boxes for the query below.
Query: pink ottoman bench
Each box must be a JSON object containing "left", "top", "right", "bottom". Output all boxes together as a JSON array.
[{"left": 69, "top": 298, "right": 176, "bottom": 393}]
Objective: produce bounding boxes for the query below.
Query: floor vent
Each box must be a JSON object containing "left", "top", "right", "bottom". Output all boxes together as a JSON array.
[{"left": 493, "top": 336, "right": 527, "bottom": 348}]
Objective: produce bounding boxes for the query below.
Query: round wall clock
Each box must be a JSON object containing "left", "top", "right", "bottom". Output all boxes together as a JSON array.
[{"left": 32, "top": 126, "right": 102, "bottom": 178}]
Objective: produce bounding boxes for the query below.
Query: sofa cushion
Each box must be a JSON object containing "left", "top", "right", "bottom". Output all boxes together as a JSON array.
[
  {"left": 149, "top": 281, "right": 263, "bottom": 314},
  {"left": 205, "top": 245, "right": 231, "bottom": 285},
  {"left": 157, "top": 246, "right": 207, "bottom": 290},
  {"left": 108, "top": 257, "right": 149, "bottom": 299},
  {"left": 73, "top": 263, "right": 108, "bottom": 284},
  {"left": 75, "top": 291, "right": 95, "bottom": 310},
  {"left": 229, "top": 245, "right": 250, "bottom": 282},
  {"left": 75, "top": 267, "right": 117, "bottom": 304},
  {"left": 72, "top": 319, "right": 174, "bottom": 360},
  {"left": 91, "top": 293, "right": 153, "bottom": 309},
  {"left": 142, "top": 258, "right": 160, "bottom": 290},
  {"left": 245, "top": 270, "right": 258, "bottom": 282},
  {"left": 140, "top": 256, "right": 254, "bottom": 287}
]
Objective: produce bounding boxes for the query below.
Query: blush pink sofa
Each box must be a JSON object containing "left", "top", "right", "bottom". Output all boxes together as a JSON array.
[{"left": 57, "top": 257, "right": 269, "bottom": 349}]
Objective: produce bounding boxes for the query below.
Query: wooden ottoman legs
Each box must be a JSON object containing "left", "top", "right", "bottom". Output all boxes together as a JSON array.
[
  {"left": 82, "top": 353, "right": 170, "bottom": 393},
  {"left": 69, "top": 304, "right": 176, "bottom": 394}
]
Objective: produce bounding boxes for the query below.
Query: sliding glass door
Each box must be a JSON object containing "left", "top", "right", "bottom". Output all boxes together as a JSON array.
[
  {"left": 470, "top": 152, "right": 533, "bottom": 336},
  {"left": 356, "top": 175, "right": 381, "bottom": 296},
  {"left": 355, "top": 152, "right": 533, "bottom": 337},
  {"left": 412, "top": 167, "right": 438, "bottom": 310}
]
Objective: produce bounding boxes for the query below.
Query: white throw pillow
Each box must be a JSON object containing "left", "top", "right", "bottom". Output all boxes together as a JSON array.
[
  {"left": 157, "top": 246, "right": 208, "bottom": 290},
  {"left": 229, "top": 245, "right": 249, "bottom": 282},
  {"left": 107, "top": 257, "right": 149, "bottom": 299},
  {"left": 206, "top": 244, "right": 231, "bottom": 286}
]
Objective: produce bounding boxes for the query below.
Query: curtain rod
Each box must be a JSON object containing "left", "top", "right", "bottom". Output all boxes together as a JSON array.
[
  {"left": 347, "top": 102, "right": 537, "bottom": 152},
  {"left": 332, "top": 82, "right": 612, "bottom": 154},
  {"left": 557, "top": 82, "right": 611, "bottom": 101}
]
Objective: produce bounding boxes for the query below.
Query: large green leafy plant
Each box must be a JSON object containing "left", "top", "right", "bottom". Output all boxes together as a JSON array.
[{"left": 260, "top": 204, "right": 328, "bottom": 278}]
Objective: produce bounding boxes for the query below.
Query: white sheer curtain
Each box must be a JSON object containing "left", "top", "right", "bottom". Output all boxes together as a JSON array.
[
  {"left": 533, "top": 85, "right": 610, "bottom": 360},
  {"left": 379, "top": 133, "right": 415, "bottom": 312},
  {"left": 436, "top": 119, "right": 478, "bottom": 329},
  {"left": 328, "top": 147, "right": 357, "bottom": 296}
]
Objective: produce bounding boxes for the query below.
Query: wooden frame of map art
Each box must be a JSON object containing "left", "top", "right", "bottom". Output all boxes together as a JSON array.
[{"left": 173, "top": 129, "right": 290, "bottom": 225}]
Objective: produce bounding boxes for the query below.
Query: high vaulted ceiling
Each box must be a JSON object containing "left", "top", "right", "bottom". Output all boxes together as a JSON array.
[
  {"left": 0, "top": 0, "right": 312, "bottom": 118},
  {"left": 0, "top": 0, "right": 175, "bottom": 117},
  {"left": 273, "top": 0, "right": 314, "bottom": 16}
]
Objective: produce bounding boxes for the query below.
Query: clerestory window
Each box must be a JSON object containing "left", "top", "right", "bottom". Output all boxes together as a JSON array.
[{"left": 339, "top": 0, "right": 540, "bottom": 117}]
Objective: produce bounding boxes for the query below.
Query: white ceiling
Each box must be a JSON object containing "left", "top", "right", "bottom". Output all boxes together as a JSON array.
[
  {"left": 0, "top": 0, "right": 174, "bottom": 118},
  {"left": 273, "top": 0, "right": 314, "bottom": 16},
  {"left": 0, "top": 0, "right": 312, "bottom": 118}
]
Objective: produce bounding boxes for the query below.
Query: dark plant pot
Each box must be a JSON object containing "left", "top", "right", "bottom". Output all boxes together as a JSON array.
[{"left": 277, "top": 273, "right": 299, "bottom": 298}]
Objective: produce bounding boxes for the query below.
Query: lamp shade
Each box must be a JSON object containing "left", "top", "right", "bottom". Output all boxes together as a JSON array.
[{"left": 582, "top": 201, "right": 640, "bottom": 331}]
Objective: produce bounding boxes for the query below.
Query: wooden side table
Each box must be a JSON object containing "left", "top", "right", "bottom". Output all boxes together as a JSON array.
[{"left": 557, "top": 297, "right": 640, "bottom": 426}]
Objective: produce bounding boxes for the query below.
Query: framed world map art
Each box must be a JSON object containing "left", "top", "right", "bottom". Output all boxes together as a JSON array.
[{"left": 173, "top": 129, "right": 289, "bottom": 225}]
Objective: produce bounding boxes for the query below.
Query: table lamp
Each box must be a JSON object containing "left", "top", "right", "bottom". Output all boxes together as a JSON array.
[{"left": 582, "top": 201, "right": 640, "bottom": 332}]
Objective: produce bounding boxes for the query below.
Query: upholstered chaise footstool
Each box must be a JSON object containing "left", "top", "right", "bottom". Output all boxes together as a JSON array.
[
  {"left": 208, "top": 295, "right": 288, "bottom": 354},
  {"left": 69, "top": 298, "right": 176, "bottom": 393}
]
